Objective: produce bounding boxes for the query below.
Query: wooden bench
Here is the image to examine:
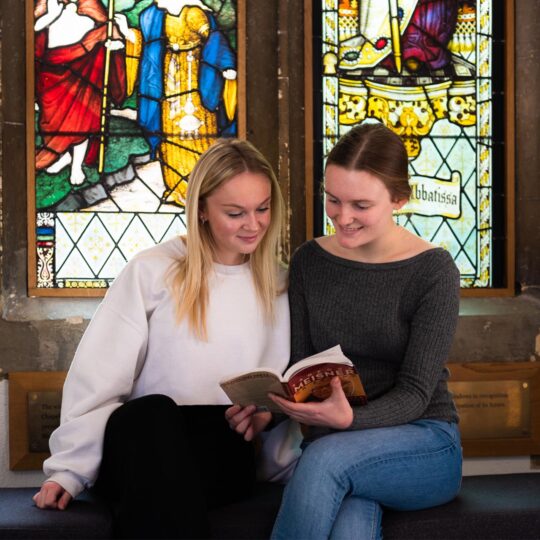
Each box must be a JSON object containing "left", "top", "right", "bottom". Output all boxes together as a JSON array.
[{"left": 1, "top": 474, "right": 539, "bottom": 539}]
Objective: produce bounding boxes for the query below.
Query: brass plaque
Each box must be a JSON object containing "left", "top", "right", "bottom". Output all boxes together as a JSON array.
[
  {"left": 449, "top": 380, "right": 530, "bottom": 439},
  {"left": 27, "top": 391, "right": 62, "bottom": 453}
]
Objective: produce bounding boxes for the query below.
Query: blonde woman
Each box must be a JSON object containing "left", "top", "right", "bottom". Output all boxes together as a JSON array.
[{"left": 33, "top": 139, "right": 290, "bottom": 539}]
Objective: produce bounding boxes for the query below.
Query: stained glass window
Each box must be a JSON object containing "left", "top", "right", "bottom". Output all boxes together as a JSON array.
[
  {"left": 29, "top": 0, "right": 241, "bottom": 294},
  {"left": 315, "top": 0, "right": 508, "bottom": 288}
]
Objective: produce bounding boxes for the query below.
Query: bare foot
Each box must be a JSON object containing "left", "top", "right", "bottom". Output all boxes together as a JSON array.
[
  {"left": 46, "top": 152, "right": 72, "bottom": 174},
  {"left": 69, "top": 167, "right": 86, "bottom": 186}
]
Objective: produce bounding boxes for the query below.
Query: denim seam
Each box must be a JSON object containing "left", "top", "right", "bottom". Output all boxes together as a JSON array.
[{"left": 369, "top": 499, "right": 382, "bottom": 540}]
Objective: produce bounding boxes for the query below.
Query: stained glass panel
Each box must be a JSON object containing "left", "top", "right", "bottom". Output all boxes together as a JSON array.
[
  {"left": 30, "top": 0, "right": 241, "bottom": 292},
  {"left": 316, "top": 0, "right": 504, "bottom": 288}
]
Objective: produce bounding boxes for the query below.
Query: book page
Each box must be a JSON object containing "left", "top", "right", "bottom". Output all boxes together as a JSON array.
[
  {"left": 283, "top": 345, "right": 351, "bottom": 380},
  {"left": 219, "top": 371, "right": 289, "bottom": 413}
]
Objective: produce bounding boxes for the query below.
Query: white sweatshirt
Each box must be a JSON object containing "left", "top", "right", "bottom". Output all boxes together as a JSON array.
[{"left": 43, "top": 237, "right": 290, "bottom": 498}]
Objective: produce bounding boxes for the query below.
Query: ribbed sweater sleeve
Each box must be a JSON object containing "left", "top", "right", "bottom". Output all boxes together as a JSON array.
[
  {"left": 288, "top": 250, "right": 316, "bottom": 363},
  {"left": 288, "top": 241, "right": 460, "bottom": 435}
]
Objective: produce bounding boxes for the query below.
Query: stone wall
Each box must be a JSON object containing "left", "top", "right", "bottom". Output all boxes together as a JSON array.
[
  {"left": 1, "top": 28, "right": 3, "bottom": 297},
  {"left": 1, "top": 10, "right": 46, "bottom": 488},
  {"left": 516, "top": 1, "right": 540, "bottom": 288}
]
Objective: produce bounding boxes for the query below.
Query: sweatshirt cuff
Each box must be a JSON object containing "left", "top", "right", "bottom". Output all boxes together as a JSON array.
[{"left": 47, "top": 471, "right": 85, "bottom": 499}]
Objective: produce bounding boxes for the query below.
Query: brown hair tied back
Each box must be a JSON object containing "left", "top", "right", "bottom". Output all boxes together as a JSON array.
[{"left": 326, "top": 122, "right": 412, "bottom": 202}]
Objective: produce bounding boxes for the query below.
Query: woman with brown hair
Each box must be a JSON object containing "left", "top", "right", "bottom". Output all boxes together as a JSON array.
[{"left": 269, "top": 122, "right": 462, "bottom": 540}]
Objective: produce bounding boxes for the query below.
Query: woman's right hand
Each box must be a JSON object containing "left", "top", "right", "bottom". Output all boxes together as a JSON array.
[
  {"left": 33, "top": 481, "right": 72, "bottom": 510},
  {"left": 269, "top": 376, "right": 353, "bottom": 429},
  {"left": 225, "top": 404, "right": 272, "bottom": 442}
]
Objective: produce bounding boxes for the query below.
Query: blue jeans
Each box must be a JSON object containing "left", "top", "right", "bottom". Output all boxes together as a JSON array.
[{"left": 271, "top": 420, "right": 462, "bottom": 540}]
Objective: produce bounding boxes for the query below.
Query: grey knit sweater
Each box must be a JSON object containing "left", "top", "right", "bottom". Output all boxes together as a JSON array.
[{"left": 289, "top": 240, "right": 460, "bottom": 440}]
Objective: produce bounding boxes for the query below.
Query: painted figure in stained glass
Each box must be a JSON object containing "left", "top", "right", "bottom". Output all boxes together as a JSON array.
[
  {"left": 336, "top": 0, "right": 458, "bottom": 74},
  {"left": 394, "top": 0, "right": 459, "bottom": 72},
  {"left": 34, "top": 0, "right": 127, "bottom": 186},
  {"left": 118, "top": 0, "right": 237, "bottom": 206},
  {"left": 328, "top": 1, "right": 474, "bottom": 159}
]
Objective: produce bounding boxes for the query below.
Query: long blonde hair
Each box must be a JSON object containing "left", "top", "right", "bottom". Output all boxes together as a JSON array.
[{"left": 170, "top": 138, "right": 285, "bottom": 340}]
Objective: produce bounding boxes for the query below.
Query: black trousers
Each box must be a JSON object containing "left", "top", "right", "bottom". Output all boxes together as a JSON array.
[{"left": 93, "top": 394, "right": 256, "bottom": 539}]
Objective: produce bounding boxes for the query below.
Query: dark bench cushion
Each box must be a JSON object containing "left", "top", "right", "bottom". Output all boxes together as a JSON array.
[
  {"left": 383, "top": 473, "right": 540, "bottom": 540},
  {"left": 1, "top": 474, "right": 540, "bottom": 539},
  {"left": 212, "top": 473, "right": 540, "bottom": 539},
  {"left": 0, "top": 489, "right": 111, "bottom": 539}
]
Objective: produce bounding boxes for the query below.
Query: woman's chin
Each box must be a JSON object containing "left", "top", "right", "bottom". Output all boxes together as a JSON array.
[{"left": 335, "top": 232, "right": 364, "bottom": 250}]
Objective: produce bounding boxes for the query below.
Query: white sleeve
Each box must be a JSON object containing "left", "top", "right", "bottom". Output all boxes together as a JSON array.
[{"left": 43, "top": 260, "right": 150, "bottom": 498}]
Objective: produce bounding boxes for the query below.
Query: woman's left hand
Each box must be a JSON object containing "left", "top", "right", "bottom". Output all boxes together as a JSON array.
[
  {"left": 225, "top": 404, "right": 272, "bottom": 442},
  {"left": 269, "top": 377, "right": 353, "bottom": 429}
]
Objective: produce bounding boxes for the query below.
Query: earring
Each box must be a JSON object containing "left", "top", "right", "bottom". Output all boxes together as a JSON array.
[{"left": 200, "top": 215, "right": 207, "bottom": 224}]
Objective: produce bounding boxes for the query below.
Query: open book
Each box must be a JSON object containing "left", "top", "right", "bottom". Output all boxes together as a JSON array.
[{"left": 220, "top": 345, "right": 367, "bottom": 413}]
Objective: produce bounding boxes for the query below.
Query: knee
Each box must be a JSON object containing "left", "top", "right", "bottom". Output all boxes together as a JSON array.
[
  {"left": 293, "top": 436, "right": 348, "bottom": 484},
  {"left": 107, "top": 394, "right": 177, "bottom": 433},
  {"left": 301, "top": 435, "right": 342, "bottom": 469}
]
